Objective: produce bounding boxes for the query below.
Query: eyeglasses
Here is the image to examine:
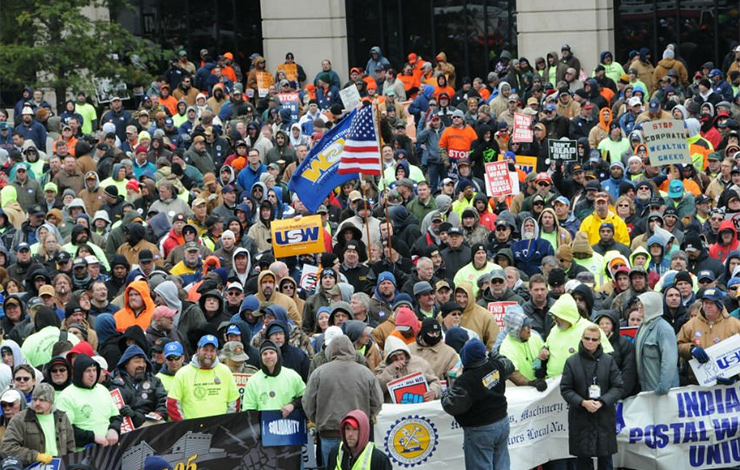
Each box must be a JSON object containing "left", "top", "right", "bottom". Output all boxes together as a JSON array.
[
  {"left": 165, "top": 356, "right": 181, "bottom": 361},
  {"left": 51, "top": 368, "right": 67, "bottom": 373},
  {"left": 496, "top": 226, "right": 509, "bottom": 231},
  {"left": 618, "top": 204, "right": 630, "bottom": 207},
  {"left": 0, "top": 403, "right": 15, "bottom": 408},
  {"left": 449, "top": 312, "right": 462, "bottom": 316},
  {"left": 491, "top": 279, "right": 505, "bottom": 284},
  {"left": 226, "top": 291, "right": 241, "bottom": 296},
  {"left": 582, "top": 337, "right": 600, "bottom": 342},
  {"left": 452, "top": 116, "right": 463, "bottom": 120},
  {"left": 14, "top": 376, "right": 31, "bottom": 382},
  {"left": 711, "top": 217, "right": 724, "bottom": 222}
]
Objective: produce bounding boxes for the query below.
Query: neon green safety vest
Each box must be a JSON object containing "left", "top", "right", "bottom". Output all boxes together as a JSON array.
[{"left": 336, "top": 442, "right": 374, "bottom": 470}]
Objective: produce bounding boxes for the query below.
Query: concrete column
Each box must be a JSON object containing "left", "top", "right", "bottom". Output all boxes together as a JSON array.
[
  {"left": 516, "top": 0, "right": 614, "bottom": 75},
  {"left": 260, "top": 0, "right": 349, "bottom": 85}
]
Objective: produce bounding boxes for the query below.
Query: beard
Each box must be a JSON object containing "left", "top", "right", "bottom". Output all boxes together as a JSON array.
[{"left": 200, "top": 356, "right": 214, "bottom": 368}]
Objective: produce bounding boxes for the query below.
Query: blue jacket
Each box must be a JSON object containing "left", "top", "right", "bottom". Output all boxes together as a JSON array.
[
  {"left": 602, "top": 175, "right": 626, "bottom": 200},
  {"left": 511, "top": 237, "right": 554, "bottom": 277},
  {"left": 14, "top": 121, "right": 47, "bottom": 150},
  {"left": 409, "top": 85, "right": 435, "bottom": 123},
  {"left": 713, "top": 80, "right": 734, "bottom": 102},
  {"left": 316, "top": 85, "right": 341, "bottom": 110},
  {"left": 237, "top": 164, "right": 267, "bottom": 194}
]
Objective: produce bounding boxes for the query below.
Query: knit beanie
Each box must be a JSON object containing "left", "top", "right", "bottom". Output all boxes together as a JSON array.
[
  {"left": 571, "top": 232, "right": 593, "bottom": 257},
  {"left": 444, "top": 327, "right": 469, "bottom": 353},
  {"left": 460, "top": 338, "right": 488, "bottom": 367},
  {"left": 418, "top": 318, "right": 442, "bottom": 346}
]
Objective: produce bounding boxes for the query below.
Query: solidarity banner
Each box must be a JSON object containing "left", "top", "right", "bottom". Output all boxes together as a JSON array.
[
  {"left": 643, "top": 119, "right": 692, "bottom": 166},
  {"left": 57, "top": 412, "right": 300, "bottom": 469},
  {"left": 270, "top": 215, "right": 325, "bottom": 258}
]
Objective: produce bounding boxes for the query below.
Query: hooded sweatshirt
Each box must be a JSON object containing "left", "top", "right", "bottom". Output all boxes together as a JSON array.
[
  {"left": 21, "top": 306, "right": 79, "bottom": 368},
  {"left": 710, "top": 220, "right": 739, "bottom": 263},
  {"left": 242, "top": 340, "right": 305, "bottom": 412},
  {"left": 544, "top": 294, "right": 612, "bottom": 377},
  {"left": 56, "top": 354, "right": 120, "bottom": 448},
  {"left": 634, "top": 292, "right": 680, "bottom": 394},
  {"left": 511, "top": 217, "right": 555, "bottom": 277},
  {"left": 498, "top": 308, "right": 545, "bottom": 383},
  {"left": 114, "top": 280, "right": 156, "bottom": 333}
]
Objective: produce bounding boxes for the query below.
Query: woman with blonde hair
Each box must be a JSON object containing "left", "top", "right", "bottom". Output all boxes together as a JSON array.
[
  {"left": 614, "top": 195, "right": 637, "bottom": 237},
  {"left": 33, "top": 232, "right": 62, "bottom": 274}
]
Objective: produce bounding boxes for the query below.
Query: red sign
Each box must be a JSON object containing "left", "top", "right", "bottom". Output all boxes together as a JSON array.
[
  {"left": 487, "top": 301, "right": 518, "bottom": 329},
  {"left": 387, "top": 371, "right": 429, "bottom": 404},
  {"left": 484, "top": 161, "right": 514, "bottom": 198},
  {"left": 513, "top": 113, "right": 533, "bottom": 143},
  {"left": 110, "top": 389, "right": 135, "bottom": 433}
]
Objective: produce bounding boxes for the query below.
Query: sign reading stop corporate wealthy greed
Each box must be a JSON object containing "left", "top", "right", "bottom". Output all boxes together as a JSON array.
[
  {"left": 548, "top": 139, "right": 578, "bottom": 161},
  {"left": 270, "top": 215, "right": 325, "bottom": 258},
  {"left": 689, "top": 334, "right": 740, "bottom": 387},
  {"left": 484, "top": 161, "right": 515, "bottom": 198},
  {"left": 643, "top": 119, "right": 692, "bottom": 166},
  {"left": 487, "top": 301, "right": 518, "bottom": 329},
  {"left": 513, "top": 113, "right": 533, "bottom": 143}
]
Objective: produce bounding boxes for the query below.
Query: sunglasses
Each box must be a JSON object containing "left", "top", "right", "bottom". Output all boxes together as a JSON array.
[
  {"left": 14, "top": 376, "right": 31, "bottom": 382},
  {"left": 618, "top": 204, "right": 630, "bottom": 207},
  {"left": 226, "top": 291, "right": 241, "bottom": 296},
  {"left": 582, "top": 337, "right": 600, "bottom": 342},
  {"left": 51, "top": 368, "right": 67, "bottom": 373},
  {"left": 537, "top": 182, "right": 550, "bottom": 187},
  {"left": 496, "top": 226, "right": 509, "bottom": 231},
  {"left": 449, "top": 312, "right": 462, "bottom": 316},
  {"left": 491, "top": 279, "right": 505, "bottom": 284},
  {"left": 165, "top": 356, "right": 181, "bottom": 361}
]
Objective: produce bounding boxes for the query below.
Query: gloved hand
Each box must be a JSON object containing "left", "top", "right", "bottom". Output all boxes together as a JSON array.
[
  {"left": 691, "top": 346, "right": 710, "bottom": 363},
  {"left": 119, "top": 405, "right": 135, "bottom": 417},
  {"left": 36, "top": 453, "right": 53, "bottom": 464},
  {"left": 529, "top": 379, "right": 548, "bottom": 392},
  {"left": 535, "top": 360, "right": 548, "bottom": 379},
  {"left": 717, "top": 376, "right": 739, "bottom": 386}
]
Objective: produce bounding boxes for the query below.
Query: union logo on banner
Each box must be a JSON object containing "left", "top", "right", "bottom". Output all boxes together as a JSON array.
[{"left": 384, "top": 415, "right": 439, "bottom": 468}]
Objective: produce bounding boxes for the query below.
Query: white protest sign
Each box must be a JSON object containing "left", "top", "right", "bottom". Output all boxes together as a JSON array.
[
  {"left": 387, "top": 371, "right": 429, "bottom": 404},
  {"left": 487, "top": 301, "right": 519, "bottom": 329},
  {"left": 642, "top": 119, "right": 692, "bottom": 166},
  {"left": 340, "top": 84, "right": 361, "bottom": 111},
  {"left": 300, "top": 264, "right": 319, "bottom": 295},
  {"left": 689, "top": 334, "right": 740, "bottom": 386},
  {"left": 484, "top": 161, "right": 514, "bottom": 198},
  {"left": 513, "top": 113, "right": 533, "bottom": 143}
]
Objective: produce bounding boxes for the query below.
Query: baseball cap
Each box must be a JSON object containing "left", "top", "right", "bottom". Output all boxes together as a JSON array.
[
  {"left": 73, "top": 257, "right": 87, "bottom": 268},
  {"left": 668, "top": 180, "right": 684, "bottom": 198},
  {"left": 554, "top": 196, "right": 570, "bottom": 206},
  {"left": 451, "top": 109, "right": 465, "bottom": 119},
  {"left": 648, "top": 100, "right": 660, "bottom": 111},
  {"left": 198, "top": 335, "right": 219, "bottom": 348},
  {"left": 184, "top": 241, "right": 200, "bottom": 252},
  {"left": 628, "top": 97, "right": 642, "bottom": 107},
  {"left": 172, "top": 213, "right": 187, "bottom": 223},
  {"left": 594, "top": 192, "right": 609, "bottom": 202},
  {"left": 226, "top": 325, "right": 241, "bottom": 336},
  {"left": 448, "top": 227, "right": 463, "bottom": 236},
  {"left": 17, "top": 242, "right": 30, "bottom": 252},
  {"left": 698, "top": 270, "right": 715, "bottom": 282},
  {"left": 435, "top": 279, "right": 451, "bottom": 291},
  {"left": 164, "top": 341, "right": 184, "bottom": 358}
]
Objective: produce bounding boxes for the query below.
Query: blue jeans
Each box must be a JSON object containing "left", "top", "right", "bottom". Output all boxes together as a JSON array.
[
  {"left": 320, "top": 436, "right": 340, "bottom": 468},
  {"left": 428, "top": 162, "right": 444, "bottom": 193},
  {"left": 463, "top": 417, "right": 510, "bottom": 470},
  {"left": 576, "top": 456, "right": 613, "bottom": 470}
]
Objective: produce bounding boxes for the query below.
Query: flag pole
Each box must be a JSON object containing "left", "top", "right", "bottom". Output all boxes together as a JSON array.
[
  {"left": 360, "top": 176, "right": 372, "bottom": 262},
  {"left": 372, "top": 104, "right": 393, "bottom": 258}
]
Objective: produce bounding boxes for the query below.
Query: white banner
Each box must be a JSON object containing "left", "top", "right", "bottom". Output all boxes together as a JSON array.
[
  {"left": 376, "top": 379, "right": 740, "bottom": 470},
  {"left": 689, "top": 334, "right": 740, "bottom": 386},
  {"left": 643, "top": 119, "right": 692, "bottom": 167},
  {"left": 375, "top": 377, "right": 569, "bottom": 469}
]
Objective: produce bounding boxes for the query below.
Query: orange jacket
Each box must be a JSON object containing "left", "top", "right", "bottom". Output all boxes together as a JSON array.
[{"left": 114, "top": 280, "right": 156, "bottom": 332}]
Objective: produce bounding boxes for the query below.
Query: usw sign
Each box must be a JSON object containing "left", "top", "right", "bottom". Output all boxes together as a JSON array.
[{"left": 270, "top": 215, "right": 325, "bottom": 258}]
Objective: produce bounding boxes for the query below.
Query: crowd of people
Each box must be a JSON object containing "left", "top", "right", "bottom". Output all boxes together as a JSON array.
[{"left": 0, "top": 40, "right": 738, "bottom": 470}]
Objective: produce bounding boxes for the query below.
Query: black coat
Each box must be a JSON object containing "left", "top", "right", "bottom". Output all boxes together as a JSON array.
[{"left": 560, "top": 343, "right": 623, "bottom": 458}]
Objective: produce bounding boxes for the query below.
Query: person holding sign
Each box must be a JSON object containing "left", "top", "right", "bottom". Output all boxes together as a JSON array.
[{"left": 376, "top": 336, "right": 440, "bottom": 403}]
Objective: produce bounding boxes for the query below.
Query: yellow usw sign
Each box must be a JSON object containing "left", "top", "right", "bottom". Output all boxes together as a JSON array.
[{"left": 270, "top": 215, "right": 325, "bottom": 258}]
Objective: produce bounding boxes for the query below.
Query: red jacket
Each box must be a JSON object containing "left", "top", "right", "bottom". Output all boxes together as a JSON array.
[{"left": 709, "top": 220, "right": 739, "bottom": 264}]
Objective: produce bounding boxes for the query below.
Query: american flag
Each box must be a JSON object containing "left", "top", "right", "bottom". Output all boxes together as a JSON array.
[{"left": 338, "top": 105, "right": 382, "bottom": 175}]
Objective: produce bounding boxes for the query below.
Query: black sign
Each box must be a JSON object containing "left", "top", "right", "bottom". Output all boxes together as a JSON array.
[{"left": 548, "top": 139, "right": 578, "bottom": 161}]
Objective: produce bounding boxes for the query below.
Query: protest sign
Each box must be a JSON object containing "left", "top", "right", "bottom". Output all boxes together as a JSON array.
[
  {"left": 109, "top": 389, "right": 134, "bottom": 434},
  {"left": 300, "top": 264, "right": 319, "bottom": 294},
  {"left": 548, "top": 139, "right": 578, "bottom": 162},
  {"left": 233, "top": 373, "right": 251, "bottom": 411},
  {"left": 620, "top": 326, "right": 638, "bottom": 340},
  {"left": 270, "top": 215, "right": 325, "bottom": 258},
  {"left": 513, "top": 113, "right": 533, "bottom": 143},
  {"left": 642, "top": 119, "right": 692, "bottom": 166},
  {"left": 261, "top": 409, "right": 308, "bottom": 447},
  {"left": 277, "top": 92, "right": 300, "bottom": 122},
  {"left": 484, "top": 161, "right": 514, "bottom": 198},
  {"left": 689, "top": 334, "right": 740, "bottom": 386},
  {"left": 487, "top": 301, "right": 518, "bottom": 329},
  {"left": 387, "top": 372, "right": 429, "bottom": 404},
  {"left": 340, "top": 84, "right": 361, "bottom": 111},
  {"left": 511, "top": 155, "right": 538, "bottom": 174}
]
